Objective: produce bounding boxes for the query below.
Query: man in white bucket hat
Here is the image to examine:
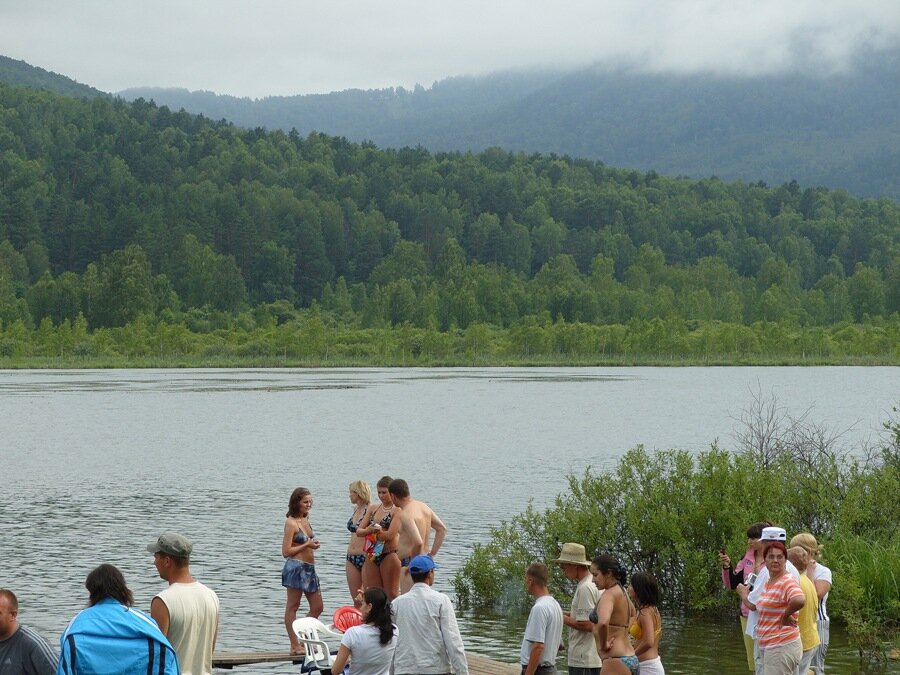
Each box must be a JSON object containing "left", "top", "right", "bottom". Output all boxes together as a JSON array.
[{"left": 554, "top": 543, "right": 601, "bottom": 675}]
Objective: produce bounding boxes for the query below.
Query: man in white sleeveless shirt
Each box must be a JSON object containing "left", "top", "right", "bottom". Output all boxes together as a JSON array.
[{"left": 148, "top": 533, "right": 219, "bottom": 675}]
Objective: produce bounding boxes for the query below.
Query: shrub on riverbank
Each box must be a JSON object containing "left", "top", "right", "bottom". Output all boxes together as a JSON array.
[{"left": 453, "top": 402, "right": 900, "bottom": 663}]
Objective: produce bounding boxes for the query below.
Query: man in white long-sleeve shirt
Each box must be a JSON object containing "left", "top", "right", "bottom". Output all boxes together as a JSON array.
[{"left": 391, "top": 555, "right": 469, "bottom": 675}]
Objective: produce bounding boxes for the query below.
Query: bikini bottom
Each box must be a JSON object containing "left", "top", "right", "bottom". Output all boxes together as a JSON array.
[{"left": 603, "top": 655, "right": 639, "bottom": 675}]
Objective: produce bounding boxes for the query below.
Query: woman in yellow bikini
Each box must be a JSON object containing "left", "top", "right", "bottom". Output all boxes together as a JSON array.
[
  {"left": 629, "top": 572, "right": 665, "bottom": 674},
  {"left": 591, "top": 554, "right": 639, "bottom": 675}
]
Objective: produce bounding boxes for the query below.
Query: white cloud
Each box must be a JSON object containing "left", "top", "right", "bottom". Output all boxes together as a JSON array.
[{"left": 1, "top": 0, "right": 898, "bottom": 96}]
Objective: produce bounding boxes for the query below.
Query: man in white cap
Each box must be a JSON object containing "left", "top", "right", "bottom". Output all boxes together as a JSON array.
[
  {"left": 148, "top": 532, "right": 219, "bottom": 675},
  {"left": 555, "top": 543, "right": 601, "bottom": 675},
  {"left": 736, "top": 526, "right": 800, "bottom": 675},
  {"left": 391, "top": 554, "right": 468, "bottom": 675}
]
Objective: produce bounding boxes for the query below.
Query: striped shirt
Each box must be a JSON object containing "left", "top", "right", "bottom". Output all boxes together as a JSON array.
[{"left": 756, "top": 573, "right": 804, "bottom": 649}]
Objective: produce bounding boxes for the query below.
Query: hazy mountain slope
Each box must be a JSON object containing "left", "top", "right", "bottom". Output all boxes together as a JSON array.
[
  {"left": 0, "top": 55, "right": 104, "bottom": 98},
  {"left": 2, "top": 51, "right": 897, "bottom": 199},
  {"left": 118, "top": 53, "right": 900, "bottom": 199}
]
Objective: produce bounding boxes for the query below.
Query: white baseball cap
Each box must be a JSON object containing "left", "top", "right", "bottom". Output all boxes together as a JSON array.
[{"left": 760, "top": 526, "right": 786, "bottom": 541}]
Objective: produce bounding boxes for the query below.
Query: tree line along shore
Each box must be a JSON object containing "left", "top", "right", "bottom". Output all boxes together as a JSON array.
[{"left": 0, "top": 82, "right": 898, "bottom": 365}]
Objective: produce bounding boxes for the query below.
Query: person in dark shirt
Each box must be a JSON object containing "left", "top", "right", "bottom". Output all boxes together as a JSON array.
[{"left": 0, "top": 589, "right": 57, "bottom": 675}]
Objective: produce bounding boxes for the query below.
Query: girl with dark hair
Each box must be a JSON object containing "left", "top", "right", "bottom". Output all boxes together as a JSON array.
[
  {"left": 628, "top": 572, "right": 665, "bottom": 675},
  {"left": 85, "top": 563, "right": 133, "bottom": 607},
  {"left": 58, "top": 565, "right": 178, "bottom": 675},
  {"left": 282, "top": 487, "right": 323, "bottom": 655},
  {"left": 331, "top": 587, "right": 397, "bottom": 675},
  {"left": 591, "top": 555, "right": 639, "bottom": 675}
]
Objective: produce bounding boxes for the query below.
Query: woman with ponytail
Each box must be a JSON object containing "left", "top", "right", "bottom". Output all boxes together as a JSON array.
[
  {"left": 331, "top": 587, "right": 397, "bottom": 675},
  {"left": 591, "top": 554, "right": 639, "bottom": 675}
]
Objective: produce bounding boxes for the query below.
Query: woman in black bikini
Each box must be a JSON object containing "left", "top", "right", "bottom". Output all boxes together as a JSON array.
[
  {"left": 345, "top": 479, "right": 372, "bottom": 607},
  {"left": 591, "top": 554, "right": 639, "bottom": 675},
  {"left": 356, "top": 475, "right": 404, "bottom": 598}
]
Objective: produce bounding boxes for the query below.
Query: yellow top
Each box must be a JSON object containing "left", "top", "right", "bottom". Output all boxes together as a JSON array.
[
  {"left": 797, "top": 574, "right": 821, "bottom": 651},
  {"left": 629, "top": 606, "right": 661, "bottom": 642}
]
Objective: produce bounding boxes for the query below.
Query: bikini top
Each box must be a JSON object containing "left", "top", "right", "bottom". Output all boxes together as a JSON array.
[
  {"left": 628, "top": 607, "right": 662, "bottom": 641},
  {"left": 370, "top": 505, "right": 393, "bottom": 529},
  {"left": 607, "top": 584, "right": 636, "bottom": 630},
  {"left": 347, "top": 508, "right": 367, "bottom": 533},
  {"left": 293, "top": 524, "right": 312, "bottom": 544}
]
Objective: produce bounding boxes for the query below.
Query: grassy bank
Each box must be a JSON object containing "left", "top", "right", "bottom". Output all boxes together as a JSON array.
[
  {"left": 2, "top": 353, "right": 899, "bottom": 369},
  {"left": 1, "top": 311, "right": 898, "bottom": 369},
  {"left": 0, "top": 354, "right": 900, "bottom": 370}
]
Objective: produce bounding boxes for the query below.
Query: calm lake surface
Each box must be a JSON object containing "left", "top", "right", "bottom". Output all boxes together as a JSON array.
[{"left": 2, "top": 367, "right": 897, "bottom": 673}]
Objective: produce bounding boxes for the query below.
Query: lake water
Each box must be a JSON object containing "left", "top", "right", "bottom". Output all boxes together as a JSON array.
[{"left": 2, "top": 367, "right": 897, "bottom": 673}]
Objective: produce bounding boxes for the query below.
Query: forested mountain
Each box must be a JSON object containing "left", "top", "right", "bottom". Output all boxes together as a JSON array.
[
  {"left": 117, "top": 52, "right": 900, "bottom": 199},
  {"left": 0, "top": 55, "right": 103, "bottom": 99},
  {"left": 1, "top": 82, "right": 898, "bottom": 362}
]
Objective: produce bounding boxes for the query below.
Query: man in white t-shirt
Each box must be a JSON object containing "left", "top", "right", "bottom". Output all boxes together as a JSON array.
[
  {"left": 520, "top": 562, "right": 563, "bottom": 675},
  {"left": 554, "top": 543, "right": 601, "bottom": 675},
  {"left": 148, "top": 532, "right": 219, "bottom": 675}
]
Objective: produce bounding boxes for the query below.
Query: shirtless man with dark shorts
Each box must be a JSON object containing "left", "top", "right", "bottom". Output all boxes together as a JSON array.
[{"left": 388, "top": 478, "right": 448, "bottom": 594}]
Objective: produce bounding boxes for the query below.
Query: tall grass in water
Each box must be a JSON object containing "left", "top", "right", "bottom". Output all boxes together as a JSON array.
[{"left": 825, "top": 534, "right": 899, "bottom": 664}]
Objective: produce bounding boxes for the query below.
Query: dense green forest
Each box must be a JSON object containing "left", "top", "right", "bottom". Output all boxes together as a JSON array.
[
  {"left": 117, "top": 51, "right": 900, "bottom": 199},
  {"left": 0, "top": 82, "right": 898, "bottom": 364}
]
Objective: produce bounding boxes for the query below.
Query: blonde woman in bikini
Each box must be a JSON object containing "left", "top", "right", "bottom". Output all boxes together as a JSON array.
[
  {"left": 591, "top": 554, "right": 639, "bottom": 675},
  {"left": 345, "top": 480, "right": 372, "bottom": 608},
  {"left": 356, "top": 475, "right": 404, "bottom": 598}
]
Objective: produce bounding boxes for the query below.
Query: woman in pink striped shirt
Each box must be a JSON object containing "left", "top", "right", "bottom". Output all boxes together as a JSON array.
[{"left": 737, "top": 540, "right": 805, "bottom": 675}]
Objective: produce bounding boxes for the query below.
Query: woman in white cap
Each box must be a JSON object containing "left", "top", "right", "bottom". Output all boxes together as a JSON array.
[{"left": 790, "top": 533, "right": 831, "bottom": 675}]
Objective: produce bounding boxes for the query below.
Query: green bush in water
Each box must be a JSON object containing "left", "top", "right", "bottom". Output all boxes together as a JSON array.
[{"left": 454, "top": 402, "right": 900, "bottom": 663}]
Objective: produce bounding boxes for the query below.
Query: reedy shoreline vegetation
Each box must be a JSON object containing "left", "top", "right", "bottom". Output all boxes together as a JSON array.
[
  {"left": 452, "top": 400, "right": 900, "bottom": 666},
  {"left": 0, "top": 308, "right": 898, "bottom": 367}
]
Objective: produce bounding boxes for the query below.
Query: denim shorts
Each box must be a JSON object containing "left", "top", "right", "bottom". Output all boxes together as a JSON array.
[{"left": 282, "top": 559, "right": 320, "bottom": 592}]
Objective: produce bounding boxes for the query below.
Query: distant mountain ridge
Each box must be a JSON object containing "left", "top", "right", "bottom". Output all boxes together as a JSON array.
[
  {"left": 116, "top": 53, "right": 900, "bottom": 200},
  {"left": 0, "top": 55, "right": 104, "bottom": 98},
  {"left": 2, "top": 52, "right": 898, "bottom": 199}
]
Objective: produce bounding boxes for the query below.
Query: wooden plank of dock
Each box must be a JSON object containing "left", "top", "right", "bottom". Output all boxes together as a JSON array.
[
  {"left": 213, "top": 651, "right": 302, "bottom": 668},
  {"left": 212, "top": 650, "right": 520, "bottom": 673}
]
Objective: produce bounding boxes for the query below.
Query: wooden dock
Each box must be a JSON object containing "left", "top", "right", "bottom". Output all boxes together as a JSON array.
[{"left": 213, "top": 650, "right": 519, "bottom": 673}]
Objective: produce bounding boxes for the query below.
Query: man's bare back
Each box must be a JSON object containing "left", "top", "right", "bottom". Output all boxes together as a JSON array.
[{"left": 398, "top": 499, "right": 446, "bottom": 559}]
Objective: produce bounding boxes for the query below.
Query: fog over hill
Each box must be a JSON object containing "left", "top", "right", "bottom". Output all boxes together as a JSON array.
[
  {"left": 1, "top": 50, "right": 898, "bottom": 200},
  {"left": 117, "top": 52, "right": 900, "bottom": 199}
]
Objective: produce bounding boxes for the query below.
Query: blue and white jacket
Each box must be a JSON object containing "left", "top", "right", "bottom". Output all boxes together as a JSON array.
[{"left": 57, "top": 598, "right": 178, "bottom": 675}]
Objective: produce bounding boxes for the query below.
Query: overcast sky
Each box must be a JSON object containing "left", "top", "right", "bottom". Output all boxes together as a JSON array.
[{"left": 2, "top": 0, "right": 899, "bottom": 98}]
